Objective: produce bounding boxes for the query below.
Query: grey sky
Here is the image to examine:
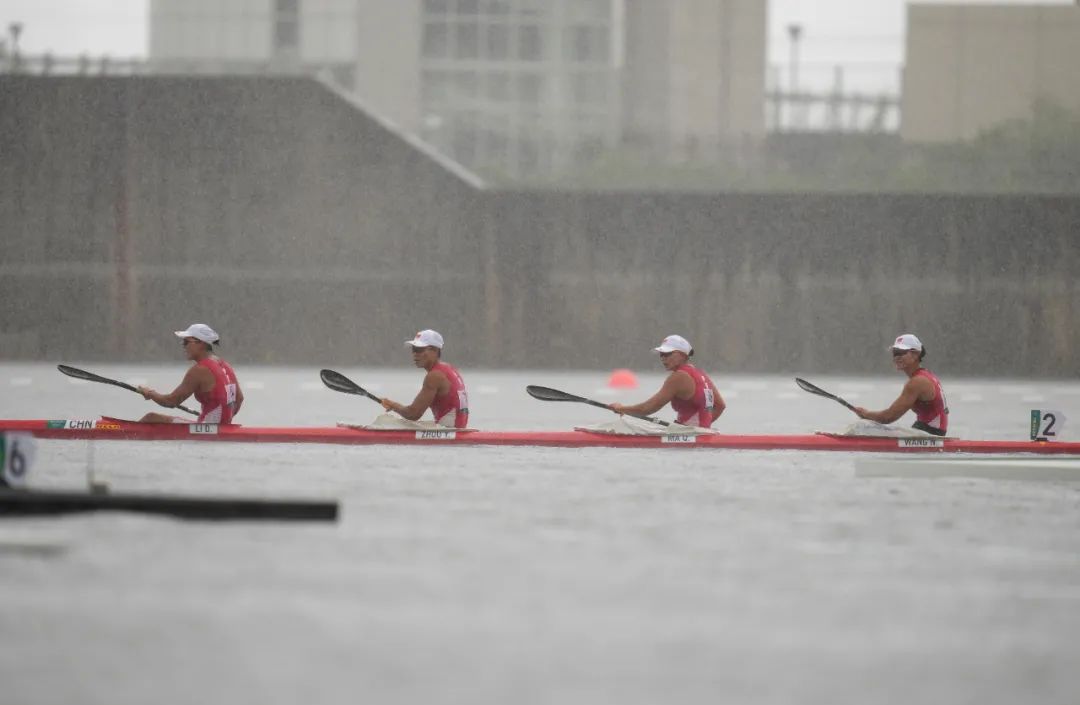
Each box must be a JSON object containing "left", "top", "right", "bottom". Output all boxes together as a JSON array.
[{"left": 1, "top": 0, "right": 146, "bottom": 56}]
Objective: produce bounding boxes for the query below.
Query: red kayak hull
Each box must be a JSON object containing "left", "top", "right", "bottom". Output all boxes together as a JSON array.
[{"left": 2, "top": 419, "right": 1078, "bottom": 454}]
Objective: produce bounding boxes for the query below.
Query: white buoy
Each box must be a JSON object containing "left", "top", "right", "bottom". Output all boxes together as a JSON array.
[{"left": 85, "top": 441, "right": 109, "bottom": 494}]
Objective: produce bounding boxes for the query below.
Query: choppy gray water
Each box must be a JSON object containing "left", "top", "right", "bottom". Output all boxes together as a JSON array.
[{"left": 2, "top": 362, "right": 1080, "bottom": 705}]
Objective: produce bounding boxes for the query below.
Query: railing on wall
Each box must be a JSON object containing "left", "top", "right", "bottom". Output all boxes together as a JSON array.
[
  {"left": 0, "top": 53, "right": 149, "bottom": 76},
  {"left": 0, "top": 52, "right": 345, "bottom": 79},
  {"left": 766, "top": 62, "right": 902, "bottom": 133},
  {"left": 766, "top": 89, "right": 900, "bottom": 133}
]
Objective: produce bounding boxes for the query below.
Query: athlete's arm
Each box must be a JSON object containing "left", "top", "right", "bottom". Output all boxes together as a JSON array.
[
  {"left": 383, "top": 370, "right": 446, "bottom": 421},
  {"left": 139, "top": 366, "right": 210, "bottom": 409},
  {"left": 611, "top": 372, "right": 692, "bottom": 416},
  {"left": 708, "top": 377, "right": 726, "bottom": 417},
  {"left": 232, "top": 383, "right": 244, "bottom": 416},
  {"left": 855, "top": 377, "right": 931, "bottom": 424}
]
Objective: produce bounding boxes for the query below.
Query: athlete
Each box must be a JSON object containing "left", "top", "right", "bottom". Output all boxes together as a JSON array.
[
  {"left": 609, "top": 334, "right": 725, "bottom": 427},
  {"left": 137, "top": 323, "right": 243, "bottom": 424},
  {"left": 854, "top": 333, "right": 948, "bottom": 436},
  {"left": 380, "top": 329, "right": 469, "bottom": 428}
]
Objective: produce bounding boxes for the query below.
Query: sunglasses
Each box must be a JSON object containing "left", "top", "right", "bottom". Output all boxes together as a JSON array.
[
  {"left": 181, "top": 338, "right": 200, "bottom": 346},
  {"left": 659, "top": 351, "right": 675, "bottom": 358},
  {"left": 411, "top": 346, "right": 434, "bottom": 353},
  {"left": 891, "top": 348, "right": 912, "bottom": 357}
]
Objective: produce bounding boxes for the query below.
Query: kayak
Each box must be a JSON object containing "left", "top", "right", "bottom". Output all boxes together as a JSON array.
[{"left": 2, "top": 418, "right": 1079, "bottom": 454}]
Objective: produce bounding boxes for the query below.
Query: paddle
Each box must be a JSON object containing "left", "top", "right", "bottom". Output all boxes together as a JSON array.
[
  {"left": 320, "top": 369, "right": 383, "bottom": 404},
  {"left": 794, "top": 377, "right": 858, "bottom": 412},
  {"left": 57, "top": 364, "right": 199, "bottom": 416},
  {"left": 525, "top": 385, "right": 671, "bottom": 427}
]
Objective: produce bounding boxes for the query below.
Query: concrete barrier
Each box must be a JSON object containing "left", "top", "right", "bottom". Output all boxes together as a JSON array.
[{"left": 1, "top": 75, "right": 1077, "bottom": 376}]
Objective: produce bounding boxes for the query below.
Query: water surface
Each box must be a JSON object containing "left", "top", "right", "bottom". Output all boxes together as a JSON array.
[{"left": 1, "top": 363, "right": 1078, "bottom": 705}]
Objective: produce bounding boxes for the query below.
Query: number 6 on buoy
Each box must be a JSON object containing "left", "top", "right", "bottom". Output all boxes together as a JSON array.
[{"left": 0, "top": 433, "right": 36, "bottom": 488}]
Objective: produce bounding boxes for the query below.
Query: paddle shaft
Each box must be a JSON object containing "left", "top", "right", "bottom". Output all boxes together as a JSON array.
[
  {"left": 58, "top": 365, "right": 199, "bottom": 416},
  {"left": 525, "top": 385, "right": 671, "bottom": 427},
  {"left": 347, "top": 387, "right": 383, "bottom": 404}
]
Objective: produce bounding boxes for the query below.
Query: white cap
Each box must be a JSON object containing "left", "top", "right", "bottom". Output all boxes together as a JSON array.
[
  {"left": 174, "top": 323, "right": 220, "bottom": 345},
  {"left": 653, "top": 334, "right": 692, "bottom": 354},
  {"left": 891, "top": 333, "right": 923, "bottom": 351},
  {"left": 405, "top": 329, "right": 444, "bottom": 349}
]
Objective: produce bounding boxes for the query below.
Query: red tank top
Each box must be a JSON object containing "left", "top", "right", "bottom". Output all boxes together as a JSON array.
[
  {"left": 912, "top": 368, "right": 948, "bottom": 433},
  {"left": 194, "top": 357, "right": 239, "bottom": 424},
  {"left": 670, "top": 363, "right": 717, "bottom": 428},
  {"left": 430, "top": 361, "right": 468, "bottom": 429}
]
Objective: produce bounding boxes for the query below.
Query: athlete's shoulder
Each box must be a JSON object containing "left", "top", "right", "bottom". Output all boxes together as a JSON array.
[
  {"left": 184, "top": 361, "right": 214, "bottom": 386},
  {"left": 424, "top": 366, "right": 449, "bottom": 383},
  {"left": 906, "top": 371, "right": 935, "bottom": 394},
  {"left": 913, "top": 367, "right": 940, "bottom": 382},
  {"left": 438, "top": 361, "right": 466, "bottom": 380},
  {"left": 666, "top": 367, "right": 695, "bottom": 388}
]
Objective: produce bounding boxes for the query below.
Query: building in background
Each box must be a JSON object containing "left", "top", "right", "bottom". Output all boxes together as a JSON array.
[
  {"left": 623, "top": 0, "right": 765, "bottom": 158},
  {"left": 149, "top": 0, "right": 359, "bottom": 85},
  {"left": 411, "top": 0, "right": 625, "bottom": 177},
  {"left": 148, "top": 0, "right": 766, "bottom": 177},
  {"left": 902, "top": 4, "right": 1080, "bottom": 142}
]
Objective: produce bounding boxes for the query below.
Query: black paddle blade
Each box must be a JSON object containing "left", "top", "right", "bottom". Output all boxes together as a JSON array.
[
  {"left": 525, "top": 385, "right": 586, "bottom": 403},
  {"left": 57, "top": 364, "right": 89, "bottom": 379},
  {"left": 320, "top": 369, "right": 361, "bottom": 394},
  {"left": 58, "top": 364, "right": 138, "bottom": 393},
  {"left": 320, "top": 369, "right": 381, "bottom": 403},
  {"left": 794, "top": 377, "right": 857, "bottom": 412},
  {"left": 794, "top": 377, "right": 829, "bottom": 397}
]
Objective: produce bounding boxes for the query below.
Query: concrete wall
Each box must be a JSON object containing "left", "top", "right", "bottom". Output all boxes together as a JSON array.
[
  {"left": 902, "top": 5, "right": 1080, "bottom": 142},
  {"left": 1, "top": 75, "right": 1078, "bottom": 377},
  {"left": 480, "top": 190, "right": 1080, "bottom": 377},
  {"left": 0, "top": 76, "right": 486, "bottom": 364}
]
